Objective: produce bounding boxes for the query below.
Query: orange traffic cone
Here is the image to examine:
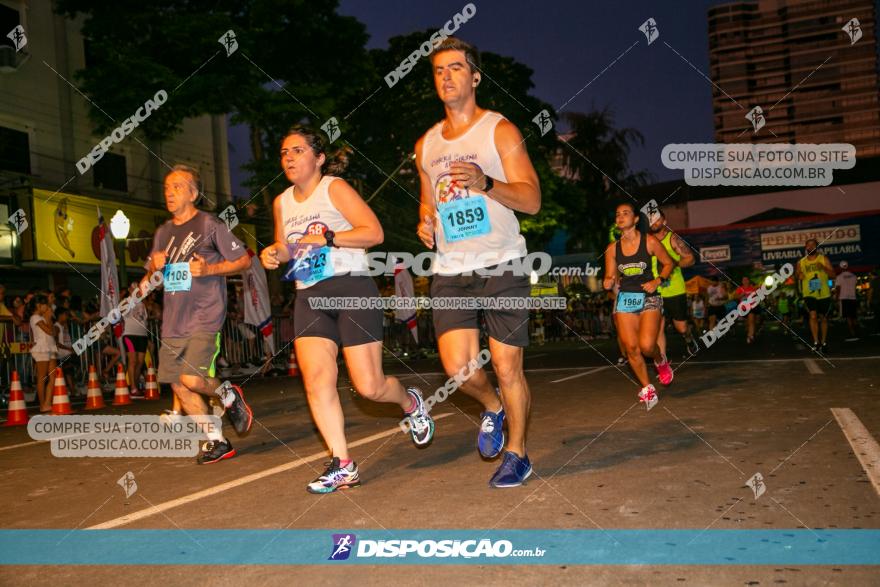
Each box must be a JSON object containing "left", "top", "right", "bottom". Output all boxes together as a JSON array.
[
  {"left": 144, "top": 367, "right": 160, "bottom": 400},
  {"left": 3, "top": 371, "right": 29, "bottom": 426},
  {"left": 51, "top": 368, "right": 73, "bottom": 415},
  {"left": 84, "top": 365, "right": 105, "bottom": 410},
  {"left": 287, "top": 348, "right": 300, "bottom": 377},
  {"left": 112, "top": 363, "right": 132, "bottom": 406}
]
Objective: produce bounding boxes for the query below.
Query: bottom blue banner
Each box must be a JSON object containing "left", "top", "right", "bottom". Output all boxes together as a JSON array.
[{"left": 1, "top": 530, "right": 878, "bottom": 565}]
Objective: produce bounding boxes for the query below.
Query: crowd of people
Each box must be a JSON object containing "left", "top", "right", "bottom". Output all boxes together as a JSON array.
[{"left": 3, "top": 36, "right": 880, "bottom": 495}]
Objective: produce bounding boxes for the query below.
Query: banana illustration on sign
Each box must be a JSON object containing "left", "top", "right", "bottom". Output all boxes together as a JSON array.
[{"left": 55, "top": 198, "right": 76, "bottom": 258}]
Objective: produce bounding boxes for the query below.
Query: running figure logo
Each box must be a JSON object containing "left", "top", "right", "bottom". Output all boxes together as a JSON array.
[
  {"left": 7, "top": 25, "right": 26, "bottom": 52},
  {"left": 8, "top": 208, "right": 28, "bottom": 235},
  {"left": 328, "top": 533, "right": 356, "bottom": 560},
  {"left": 435, "top": 171, "right": 470, "bottom": 205},
  {"left": 321, "top": 117, "right": 341, "bottom": 143},
  {"left": 640, "top": 199, "right": 661, "bottom": 226},
  {"left": 219, "top": 205, "right": 239, "bottom": 231},
  {"left": 117, "top": 471, "right": 138, "bottom": 498},
  {"left": 842, "top": 18, "right": 862, "bottom": 45},
  {"left": 218, "top": 30, "right": 238, "bottom": 56},
  {"left": 532, "top": 110, "right": 553, "bottom": 137},
  {"left": 746, "top": 106, "right": 765, "bottom": 133},
  {"left": 745, "top": 472, "right": 766, "bottom": 500},
  {"left": 639, "top": 18, "right": 659, "bottom": 45}
]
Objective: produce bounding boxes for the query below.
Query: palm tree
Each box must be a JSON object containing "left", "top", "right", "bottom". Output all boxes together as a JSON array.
[{"left": 559, "top": 109, "right": 649, "bottom": 251}]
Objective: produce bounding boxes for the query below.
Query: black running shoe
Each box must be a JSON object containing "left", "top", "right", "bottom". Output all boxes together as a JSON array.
[
  {"left": 221, "top": 382, "right": 253, "bottom": 436},
  {"left": 197, "top": 440, "right": 236, "bottom": 464}
]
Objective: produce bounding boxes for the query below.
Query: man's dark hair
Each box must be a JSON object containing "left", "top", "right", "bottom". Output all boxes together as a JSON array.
[{"left": 431, "top": 37, "right": 480, "bottom": 72}]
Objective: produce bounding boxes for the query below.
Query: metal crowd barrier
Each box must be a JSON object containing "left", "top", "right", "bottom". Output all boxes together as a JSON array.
[{"left": 1, "top": 311, "right": 439, "bottom": 400}]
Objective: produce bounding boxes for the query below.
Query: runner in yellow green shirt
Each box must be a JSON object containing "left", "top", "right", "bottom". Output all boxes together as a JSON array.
[
  {"left": 649, "top": 209, "right": 698, "bottom": 359},
  {"left": 795, "top": 238, "right": 834, "bottom": 352}
]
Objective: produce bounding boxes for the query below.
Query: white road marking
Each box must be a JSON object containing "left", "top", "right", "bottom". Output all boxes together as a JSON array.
[
  {"left": 803, "top": 359, "right": 824, "bottom": 374},
  {"left": 831, "top": 408, "right": 880, "bottom": 497},
  {"left": 551, "top": 366, "right": 609, "bottom": 384},
  {"left": 0, "top": 439, "right": 44, "bottom": 452},
  {"left": 86, "top": 413, "right": 455, "bottom": 529}
]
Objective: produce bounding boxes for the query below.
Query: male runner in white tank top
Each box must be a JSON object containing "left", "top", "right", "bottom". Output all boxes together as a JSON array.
[{"left": 415, "top": 37, "right": 541, "bottom": 488}]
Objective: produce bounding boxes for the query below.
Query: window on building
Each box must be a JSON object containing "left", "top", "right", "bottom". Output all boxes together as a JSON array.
[
  {"left": 0, "top": 126, "right": 31, "bottom": 174},
  {"left": 0, "top": 5, "right": 20, "bottom": 50},
  {"left": 93, "top": 152, "right": 128, "bottom": 192}
]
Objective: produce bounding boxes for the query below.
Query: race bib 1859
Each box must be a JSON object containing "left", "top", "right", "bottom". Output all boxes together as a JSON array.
[
  {"left": 439, "top": 196, "right": 490, "bottom": 243},
  {"left": 616, "top": 291, "right": 645, "bottom": 313},
  {"left": 164, "top": 262, "right": 192, "bottom": 292}
]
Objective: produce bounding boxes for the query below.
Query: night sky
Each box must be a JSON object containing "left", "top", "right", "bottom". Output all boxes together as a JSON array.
[{"left": 229, "top": 0, "right": 725, "bottom": 196}]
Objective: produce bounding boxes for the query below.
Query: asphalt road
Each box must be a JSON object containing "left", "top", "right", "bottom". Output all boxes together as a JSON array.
[{"left": 1, "top": 318, "right": 878, "bottom": 585}]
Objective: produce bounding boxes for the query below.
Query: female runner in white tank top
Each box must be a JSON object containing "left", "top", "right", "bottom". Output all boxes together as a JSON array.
[{"left": 260, "top": 126, "right": 434, "bottom": 494}]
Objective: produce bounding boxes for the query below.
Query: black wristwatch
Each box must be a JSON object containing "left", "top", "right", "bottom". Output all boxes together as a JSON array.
[
  {"left": 483, "top": 175, "right": 494, "bottom": 193},
  {"left": 323, "top": 230, "right": 336, "bottom": 248}
]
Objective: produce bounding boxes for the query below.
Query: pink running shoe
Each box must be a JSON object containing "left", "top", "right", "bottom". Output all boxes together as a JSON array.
[
  {"left": 638, "top": 384, "right": 659, "bottom": 411},
  {"left": 654, "top": 358, "right": 674, "bottom": 386}
]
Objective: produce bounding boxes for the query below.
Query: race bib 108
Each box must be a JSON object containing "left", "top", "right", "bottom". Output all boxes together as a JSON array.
[{"left": 164, "top": 262, "right": 192, "bottom": 292}]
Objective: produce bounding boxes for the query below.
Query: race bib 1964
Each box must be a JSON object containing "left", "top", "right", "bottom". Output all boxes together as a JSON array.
[{"left": 616, "top": 291, "right": 645, "bottom": 313}]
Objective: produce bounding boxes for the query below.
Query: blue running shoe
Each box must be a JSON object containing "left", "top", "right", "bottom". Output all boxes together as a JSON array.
[
  {"left": 489, "top": 451, "right": 533, "bottom": 488},
  {"left": 478, "top": 397, "right": 505, "bottom": 458}
]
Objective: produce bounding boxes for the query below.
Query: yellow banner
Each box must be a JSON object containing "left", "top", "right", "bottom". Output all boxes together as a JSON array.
[
  {"left": 31, "top": 190, "right": 257, "bottom": 267},
  {"left": 531, "top": 283, "right": 558, "bottom": 297}
]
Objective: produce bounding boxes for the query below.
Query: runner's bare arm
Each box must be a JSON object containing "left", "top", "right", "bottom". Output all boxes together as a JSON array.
[
  {"left": 823, "top": 256, "right": 835, "bottom": 276},
  {"left": 190, "top": 250, "right": 251, "bottom": 277},
  {"left": 325, "top": 178, "right": 384, "bottom": 248},
  {"left": 415, "top": 135, "right": 436, "bottom": 248},
  {"left": 603, "top": 243, "right": 617, "bottom": 290},
  {"left": 259, "top": 195, "right": 289, "bottom": 268},
  {"left": 648, "top": 234, "right": 674, "bottom": 281},
  {"left": 450, "top": 120, "right": 541, "bottom": 214},
  {"left": 671, "top": 233, "right": 695, "bottom": 268}
]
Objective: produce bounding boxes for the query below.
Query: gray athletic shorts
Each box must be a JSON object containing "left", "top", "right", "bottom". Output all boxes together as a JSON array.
[
  {"left": 158, "top": 332, "right": 221, "bottom": 384},
  {"left": 431, "top": 264, "right": 531, "bottom": 348}
]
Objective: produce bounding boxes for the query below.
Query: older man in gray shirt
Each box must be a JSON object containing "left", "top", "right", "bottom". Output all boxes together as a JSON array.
[{"left": 144, "top": 164, "right": 253, "bottom": 464}]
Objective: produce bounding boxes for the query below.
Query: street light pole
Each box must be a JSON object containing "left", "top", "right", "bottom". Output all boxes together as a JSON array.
[{"left": 110, "top": 210, "right": 131, "bottom": 288}]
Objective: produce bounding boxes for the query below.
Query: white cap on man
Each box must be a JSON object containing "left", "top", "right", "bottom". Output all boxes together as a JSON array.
[{"left": 840, "top": 260, "right": 849, "bottom": 269}]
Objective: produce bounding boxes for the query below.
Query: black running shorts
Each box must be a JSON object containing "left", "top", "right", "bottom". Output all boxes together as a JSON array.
[
  {"left": 431, "top": 264, "right": 531, "bottom": 348},
  {"left": 294, "top": 274, "right": 384, "bottom": 348},
  {"left": 661, "top": 293, "right": 688, "bottom": 322},
  {"left": 804, "top": 296, "right": 831, "bottom": 315}
]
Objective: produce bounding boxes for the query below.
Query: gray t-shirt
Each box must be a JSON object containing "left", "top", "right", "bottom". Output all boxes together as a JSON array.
[{"left": 149, "top": 211, "right": 246, "bottom": 339}]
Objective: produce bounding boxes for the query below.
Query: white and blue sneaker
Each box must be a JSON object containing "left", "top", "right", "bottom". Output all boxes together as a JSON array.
[
  {"left": 404, "top": 387, "right": 435, "bottom": 447},
  {"left": 478, "top": 393, "right": 506, "bottom": 458},
  {"left": 307, "top": 458, "right": 361, "bottom": 494},
  {"left": 489, "top": 451, "right": 533, "bottom": 488}
]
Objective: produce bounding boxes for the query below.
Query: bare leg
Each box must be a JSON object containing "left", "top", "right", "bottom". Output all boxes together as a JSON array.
[
  {"left": 296, "top": 337, "right": 347, "bottom": 459},
  {"left": 342, "top": 341, "right": 410, "bottom": 409},
  {"left": 436, "top": 328, "right": 502, "bottom": 412},
  {"left": 488, "top": 337, "right": 529, "bottom": 457}
]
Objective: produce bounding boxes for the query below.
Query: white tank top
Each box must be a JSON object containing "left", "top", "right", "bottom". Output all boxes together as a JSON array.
[
  {"left": 421, "top": 110, "right": 527, "bottom": 275},
  {"left": 277, "top": 175, "right": 368, "bottom": 289}
]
